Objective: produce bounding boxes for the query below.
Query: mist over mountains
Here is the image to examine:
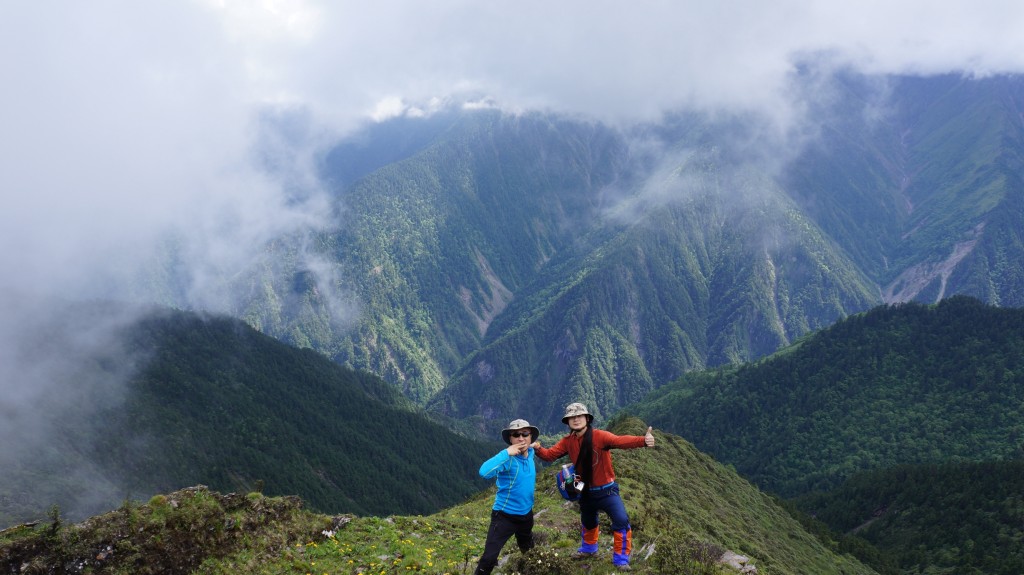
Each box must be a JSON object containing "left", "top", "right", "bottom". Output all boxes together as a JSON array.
[
  {"left": 0, "top": 304, "right": 494, "bottom": 525},
  {"left": 10, "top": 72, "right": 1021, "bottom": 433},
  {"left": 109, "top": 71, "right": 1023, "bottom": 432}
]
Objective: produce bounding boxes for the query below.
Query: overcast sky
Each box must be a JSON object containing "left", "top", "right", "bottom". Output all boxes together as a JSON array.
[{"left": 3, "top": 0, "right": 1024, "bottom": 306}]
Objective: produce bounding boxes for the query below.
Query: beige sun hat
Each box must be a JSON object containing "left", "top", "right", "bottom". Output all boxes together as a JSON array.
[
  {"left": 501, "top": 419, "right": 540, "bottom": 444},
  {"left": 561, "top": 402, "right": 594, "bottom": 425}
]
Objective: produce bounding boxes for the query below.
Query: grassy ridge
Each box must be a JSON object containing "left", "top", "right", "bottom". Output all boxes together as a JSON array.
[{"left": 1, "top": 418, "right": 879, "bottom": 575}]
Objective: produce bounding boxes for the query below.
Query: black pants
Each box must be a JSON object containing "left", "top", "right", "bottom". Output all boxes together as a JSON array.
[{"left": 475, "top": 509, "right": 534, "bottom": 575}]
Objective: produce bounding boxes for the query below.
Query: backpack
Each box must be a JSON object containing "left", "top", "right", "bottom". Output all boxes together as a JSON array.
[{"left": 556, "top": 464, "right": 584, "bottom": 501}]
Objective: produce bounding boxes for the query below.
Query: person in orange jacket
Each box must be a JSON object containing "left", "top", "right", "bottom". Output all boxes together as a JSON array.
[{"left": 533, "top": 402, "right": 655, "bottom": 570}]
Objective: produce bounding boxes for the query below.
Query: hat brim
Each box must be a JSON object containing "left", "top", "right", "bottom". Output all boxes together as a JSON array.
[
  {"left": 561, "top": 413, "right": 594, "bottom": 425},
  {"left": 501, "top": 427, "right": 539, "bottom": 444}
]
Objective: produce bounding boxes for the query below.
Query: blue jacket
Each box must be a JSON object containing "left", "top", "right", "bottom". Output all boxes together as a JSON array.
[{"left": 479, "top": 447, "right": 536, "bottom": 515}]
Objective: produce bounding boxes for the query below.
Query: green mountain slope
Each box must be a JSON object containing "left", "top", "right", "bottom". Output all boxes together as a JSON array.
[
  {"left": 892, "top": 75, "right": 1024, "bottom": 287},
  {"left": 780, "top": 72, "right": 908, "bottom": 281},
  {"left": 793, "top": 460, "right": 1024, "bottom": 575},
  {"left": 429, "top": 151, "right": 879, "bottom": 431},
  {"left": 627, "top": 296, "right": 1024, "bottom": 497},
  {"left": 1, "top": 419, "right": 881, "bottom": 575},
  {"left": 134, "top": 74, "right": 1024, "bottom": 434},
  {"left": 228, "top": 111, "right": 629, "bottom": 404},
  {"left": 0, "top": 304, "right": 494, "bottom": 526},
  {"left": 178, "top": 107, "right": 884, "bottom": 421},
  {"left": 786, "top": 73, "right": 1024, "bottom": 305}
]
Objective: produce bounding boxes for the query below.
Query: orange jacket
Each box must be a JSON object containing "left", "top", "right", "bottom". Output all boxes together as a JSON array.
[{"left": 535, "top": 428, "right": 646, "bottom": 487}]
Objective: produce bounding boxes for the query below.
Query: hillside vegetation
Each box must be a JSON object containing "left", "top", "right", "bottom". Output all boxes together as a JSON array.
[
  {"left": 0, "top": 306, "right": 494, "bottom": 527},
  {"left": 160, "top": 73, "right": 1024, "bottom": 435},
  {"left": 628, "top": 296, "right": 1024, "bottom": 496},
  {"left": 588, "top": 296, "right": 1024, "bottom": 575},
  {"left": 0, "top": 419, "right": 880, "bottom": 575},
  {"left": 428, "top": 169, "right": 878, "bottom": 433},
  {"left": 793, "top": 460, "right": 1024, "bottom": 575}
]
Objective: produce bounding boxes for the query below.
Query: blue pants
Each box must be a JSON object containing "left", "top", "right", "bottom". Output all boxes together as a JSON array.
[{"left": 578, "top": 483, "right": 632, "bottom": 566}]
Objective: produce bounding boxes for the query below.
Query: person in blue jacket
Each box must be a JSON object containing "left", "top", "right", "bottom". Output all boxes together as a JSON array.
[{"left": 474, "top": 418, "right": 540, "bottom": 575}]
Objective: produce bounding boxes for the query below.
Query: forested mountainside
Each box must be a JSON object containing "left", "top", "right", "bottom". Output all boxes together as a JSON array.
[
  {"left": 626, "top": 295, "right": 1024, "bottom": 574},
  {"left": 1, "top": 419, "right": 882, "bottom": 575},
  {"left": 140, "top": 73, "right": 1024, "bottom": 431},
  {"left": 784, "top": 73, "right": 1024, "bottom": 303},
  {"left": 0, "top": 304, "right": 494, "bottom": 527},
  {"left": 627, "top": 296, "right": 1024, "bottom": 496},
  {"left": 793, "top": 460, "right": 1024, "bottom": 575}
]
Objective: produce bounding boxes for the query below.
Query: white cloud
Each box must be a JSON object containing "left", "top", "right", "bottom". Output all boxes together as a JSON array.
[
  {"left": 1, "top": 0, "right": 1021, "bottom": 327},
  {"left": 370, "top": 96, "right": 408, "bottom": 122}
]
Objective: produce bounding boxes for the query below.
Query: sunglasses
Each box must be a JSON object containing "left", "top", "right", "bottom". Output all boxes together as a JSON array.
[{"left": 510, "top": 431, "right": 532, "bottom": 438}]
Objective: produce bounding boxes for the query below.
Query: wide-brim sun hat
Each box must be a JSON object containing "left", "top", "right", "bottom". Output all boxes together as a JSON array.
[
  {"left": 501, "top": 419, "right": 540, "bottom": 444},
  {"left": 561, "top": 402, "right": 594, "bottom": 425}
]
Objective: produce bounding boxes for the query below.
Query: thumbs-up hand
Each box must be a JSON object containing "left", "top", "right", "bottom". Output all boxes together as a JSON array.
[{"left": 644, "top": 426, "right": 655, "bottom": 447}]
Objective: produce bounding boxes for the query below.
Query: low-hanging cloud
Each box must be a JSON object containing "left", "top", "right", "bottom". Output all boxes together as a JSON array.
[{"left": 4, "top": 0, "right": 1024, "bottom": 307}]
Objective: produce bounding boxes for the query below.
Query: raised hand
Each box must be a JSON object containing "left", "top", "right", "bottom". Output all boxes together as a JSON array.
[
  {"left": 507, "top": 441, "right": 529, "bottom": 456},
  {"left": 644, "top": 426, "right": 655, "bottom": 447}
]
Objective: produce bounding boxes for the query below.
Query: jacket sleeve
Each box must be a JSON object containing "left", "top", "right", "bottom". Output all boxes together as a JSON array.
[
  {"left": 479, "top": 450, "right": 512, "bottom": 479},
  {"left": 534, "top": 436, "right": 569, "bottom": 462},
  {"left": 593, "top": 429, "right": 646, "bottom": 450}
]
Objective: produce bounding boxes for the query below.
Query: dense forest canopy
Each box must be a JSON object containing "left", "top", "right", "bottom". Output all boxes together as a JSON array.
[{"left": 630, "top": 296, "right": 1024, "bottom": 495}]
